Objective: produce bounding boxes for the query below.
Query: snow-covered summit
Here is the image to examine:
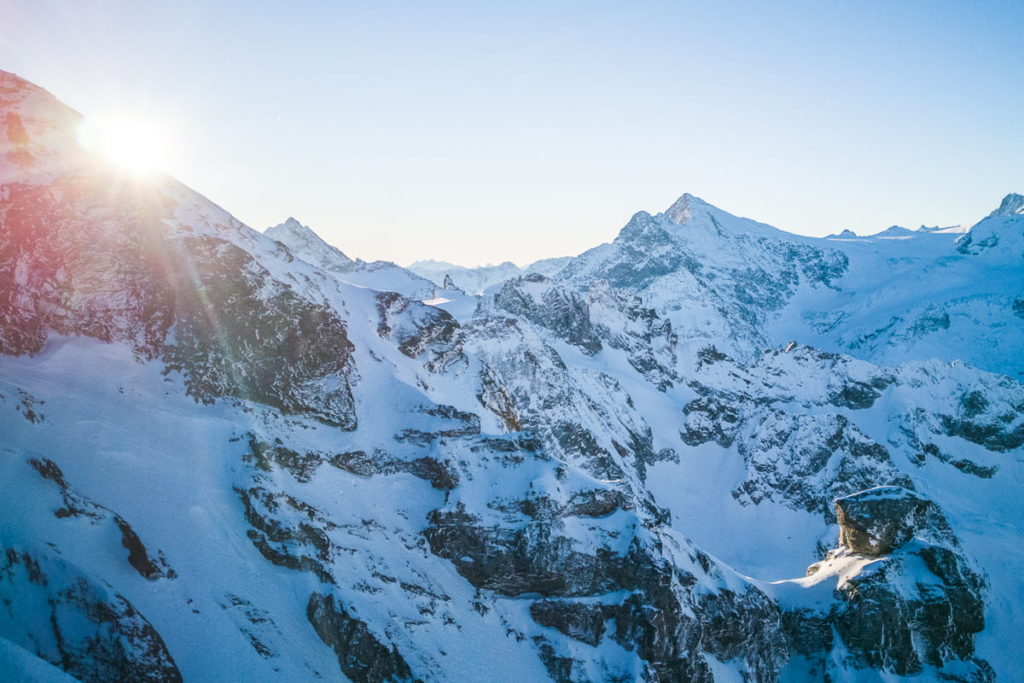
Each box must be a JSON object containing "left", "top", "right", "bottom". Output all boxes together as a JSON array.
[
  {"left": 954, "top": 191, "right": 1024, "bottom": 261},
  {"left": 659, "top": 192, "right": 789, "bottom": 239},
  {"left": 265, "top": 217, "right": 466, "bottom": 303},
  {"left": 555, "top": 194, "right": 847, "bottom": 359},
  {"left": 265, "top": 217, "right": 354, "bottom": 267},
  {"left": 989, "top": 192, "right": 1024, "bottom": 216},
  {"left": 870, "top": 225, "right": 916, "bottom": 238},
  {"left": 663, "top": 192, "right": 703, "bottom": 224}
]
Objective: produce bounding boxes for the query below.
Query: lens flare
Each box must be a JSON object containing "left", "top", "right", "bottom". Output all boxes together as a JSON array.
[{"left": 77, "top": 117, "right": 170, "bottom": 175}]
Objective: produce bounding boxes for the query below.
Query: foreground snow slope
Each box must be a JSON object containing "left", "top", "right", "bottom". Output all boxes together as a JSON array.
[{"left": 2, "top": 68, "right": 1023, "bottom": 682}]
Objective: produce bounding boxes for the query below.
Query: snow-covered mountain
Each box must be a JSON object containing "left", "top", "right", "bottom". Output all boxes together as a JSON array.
[
  {"left": 408, "top": 257, "right": 572, "bottom": 295},
  {"left": 2, "top": 68, "right": 1023, "bottom": 683},
  {"left": 266, "top": 218, "right": 464, "bottom": 302},
  {"left": 556, "top": 192, "right": 1023, "bottom": 376}
]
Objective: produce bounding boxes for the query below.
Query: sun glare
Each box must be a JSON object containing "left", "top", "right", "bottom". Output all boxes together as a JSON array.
[{"left": 77, "top": 117, "right": 170, "bottom": 175}]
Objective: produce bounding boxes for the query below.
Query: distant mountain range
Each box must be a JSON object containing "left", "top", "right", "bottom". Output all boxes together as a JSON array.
[
  {"left": 2, "top": 68, "right": 1022, "bottom": 682},
  {"left": 407, "top": 258, "right": 573, "bottom": 295}
]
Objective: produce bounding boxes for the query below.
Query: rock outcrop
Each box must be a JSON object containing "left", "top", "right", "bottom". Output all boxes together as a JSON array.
[
  {"left": 834, "top": 486, "right": 953, "bottom": 555},
  {"left": 784, "top": 487, "right": 990, "bottom": 680}
]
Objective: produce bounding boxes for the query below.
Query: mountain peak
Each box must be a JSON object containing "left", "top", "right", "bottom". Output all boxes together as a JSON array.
[
  {"left": 265, "top": 218, "right": 352, "bottom": 265},
  {"left": 828, "top": 229, "right": 858, "bottom": 238},
  {"left": 989, "top": 193, "right": 1024, "bottom": 217},
  {"left": 872, "top": 225, "right": 915, "bottom": 238},
  {"left": 664, "top": 192, "right": 712, "bottom": 224},
  {"left": 269, "top": 217, "right": 314, "bottom": 235}
]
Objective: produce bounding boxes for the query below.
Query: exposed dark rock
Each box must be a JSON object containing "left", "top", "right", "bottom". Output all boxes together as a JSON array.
[
  {"left": 576, "top": 211, "right": 704, "bottom": 291},
  {"left": 328, "top": 448, "right": 459, "bottom": 491},
  {"left": 910, "top": 442, "right": 999, "bottom": 478},
  {"left": 585, "top": 285, "right": 678, "bottom": 391},
  {"left": 425, "top": 504, "right": 787, "bottom": 679},
  {"left": 828, "top": 379, "right": 885, "bottom": 409},
  {"left": 423, "top": 505, "right": 616, "bottom": 597},
  {"left": 939, "top": 389, "right": 1024, "bottom": 452},
  {"left": 477, "top": 367, "right": 522, "bottom": 432},
  {"left": 307, "top": 592, "right": 415, "bottom": 682},
  {"left": 781, "top": 608, "right": 833, "bottom": 656},
  {"left": 731, "top": 412, "right": 914, "bottom": 518},
  {"left": 535, "top": 640, "right": 579, "bottom": 683},
  {"left": 956, "top": 231, "right": 1001, "bottom": 255},
  {"left": 0, "top": 178, "right": 358, "bottom": 426},
  {"left": 395, "top": 404, "right": 481, "bottom": 444},
  {"left": 27, "top": 457, "right": 174, "bottom": 580},
  {"left": 165, "top": 236, "right": 357, "bottom": 428},
  {"left": 376, "top": 291, "right": 460, "bottom": 360},
  {"left": 530, "top": 600, "right": 607, "bottom": 646},
  {"left": 949, "top": 458, "right": 998, "bottom": 478},
  {"left": 681, "top": 396, "right": 741, "bottom": 447},
  {"left": 787, "top": 488, "right": 989, "bottom": 680},
  {"left": 115, "top": 519, "right": 167, "bottom": 581},
  {"left": 562, "top": 487, "right": 626, "bottom": 519},
  {"left": 549, "top": 420, "right": 625, "bottom": 482},
  {"left": 0, "top": 179, "right": 176, "bottom": 358},
  {"left": 830, "top": 547, "right": 987, "bottom": 677},
  {"left": 3, "top": 70, "right": 1021, "bottom": 683},
  {"left": 605, "top": 582, "right": 787, "bottom": 683},
  {"left": 246, "top": 435, "right": 325, "bottom": 482},
  {"left": 696, "top": 345, "right": 730, "bottom": 365},
  {"left": 236, "top": 486, "right": 336, "bottom": 584},
  {"left": 493, "top": 277, "right": 603, "bottom": 355},
  {"left": 835, "top": 486, "right": 953, "bottom": 555},
  {"left": 402, "top": 457, "right": 460, "bottom": 491},
  {"left": 1013, "top": 298, "right": 1024, "bottom": 319}
]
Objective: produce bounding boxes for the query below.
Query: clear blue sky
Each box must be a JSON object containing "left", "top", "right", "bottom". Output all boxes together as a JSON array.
[{"left": 2, "top": 0, "right": 1022, "bottom": 265}]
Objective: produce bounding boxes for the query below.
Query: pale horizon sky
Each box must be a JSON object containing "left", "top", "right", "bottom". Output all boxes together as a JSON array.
[{"left": 2, "top": 0, "right": 1022, "bottom": 266}]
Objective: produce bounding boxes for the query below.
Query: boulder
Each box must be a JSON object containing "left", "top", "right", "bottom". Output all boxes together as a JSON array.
[{"left": 835, "top": 485, "right": 952, "bottom": 555}]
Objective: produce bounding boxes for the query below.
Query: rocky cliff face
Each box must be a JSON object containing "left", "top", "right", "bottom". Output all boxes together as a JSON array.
[{"left": 2, "top": 69, "right": 1023, "bottom": 681}]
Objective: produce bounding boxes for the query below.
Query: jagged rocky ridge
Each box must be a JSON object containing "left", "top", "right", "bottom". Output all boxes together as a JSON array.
[{"left": 2, "top": 68, "right": 1023, "bottom": 681}]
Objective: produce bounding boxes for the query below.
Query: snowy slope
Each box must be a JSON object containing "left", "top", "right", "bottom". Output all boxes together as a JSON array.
[{"left": 785, "top": 203, "right": 1024, "bottom": 377}]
